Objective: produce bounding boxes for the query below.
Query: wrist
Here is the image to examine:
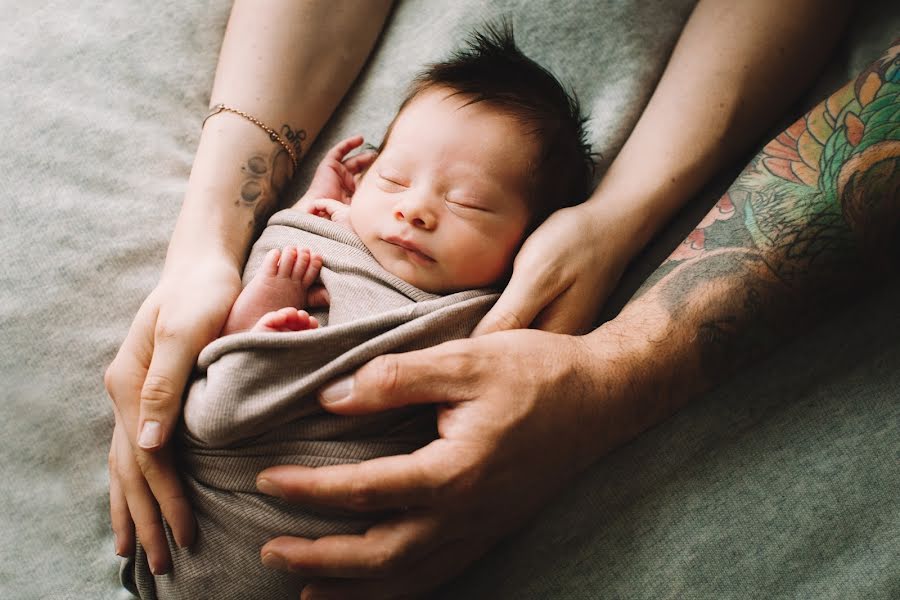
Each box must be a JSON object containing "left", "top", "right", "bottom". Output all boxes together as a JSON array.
[
  {"left": 579, "top": 194, "right": 655, "bottom": 267},
  {"left": 578, "top": 306, "right": 697, "bottom": 452}
]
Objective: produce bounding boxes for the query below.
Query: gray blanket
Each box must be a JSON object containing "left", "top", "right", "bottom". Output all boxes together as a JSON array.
[{"left": 127, "top": 211, "right": 496, "bottom": 598}]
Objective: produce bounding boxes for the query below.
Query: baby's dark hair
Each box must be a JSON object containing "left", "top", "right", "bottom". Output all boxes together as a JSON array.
[{"left": 383, "top": 22, "right": 595, "bottom": 228}]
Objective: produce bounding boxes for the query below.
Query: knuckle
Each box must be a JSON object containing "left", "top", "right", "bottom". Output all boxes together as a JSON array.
[
  {"left": 493, "top": 310, "right": 525, "bottom": 331},
  {"left": 369, "top": 355, "right": 401, "bottom": 397},
  {"left": 154, "top": 320, "right": 181, "bottom": 342},
  {"left": 103, "top": 363, "right": 116, "bottom": 392},
  {"left": 442, "top": 347, "right": 475, "bottom": 380},
  {"left": 141, "top": 373, "right": 177, "bottom": 406},
  {"left": 119, "top": 463, "right": 146, "bottom": 489},
  {"left": 369, "top": 545, "right": 403, "bottom": 574},
  {"left": 346, "top": 479, "right": 378, "bottom": 511}
]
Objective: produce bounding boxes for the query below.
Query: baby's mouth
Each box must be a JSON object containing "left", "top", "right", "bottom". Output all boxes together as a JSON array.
[{"left": 382, "top": 236, "right": 435, "bottom": 263}]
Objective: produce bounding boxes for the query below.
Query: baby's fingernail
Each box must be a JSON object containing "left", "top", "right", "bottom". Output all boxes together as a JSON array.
[
  {"left": 138, "top": 421, "right": 161, "bottom": 449},
  {"left": 256, "top": 478, "right": 283, "bottom": 498},
  {"left": 262, "top": 552, "right": 288, "bottom": 571},
  {"left": 114, "top": 534, "right": 122, "bottom": 556},
  {"left": 319, "top": 376, "right": 353, "bottom": 405}
]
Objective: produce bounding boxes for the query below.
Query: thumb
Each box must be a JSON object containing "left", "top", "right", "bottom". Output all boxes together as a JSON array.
[
  {"left": 530, "top": 284, "right": 595, "bottom": 335},
  {"left": 318, "top": 341, "right": 473, "bottom": 415},
  {"left": 471, "top": 267, "right": 554, "bottom": 337},
  {"left": 137, "top": 333, "right": 196, "bottom": 450}
]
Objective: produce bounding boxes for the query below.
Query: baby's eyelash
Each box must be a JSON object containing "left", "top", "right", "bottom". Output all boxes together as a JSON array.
[{"left": 447, "top": 199, "right": 489, "bottom": 212}]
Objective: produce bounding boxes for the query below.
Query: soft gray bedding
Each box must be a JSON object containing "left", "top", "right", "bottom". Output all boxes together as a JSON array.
[{"left": 2, "top": 1, "right": 898, "bottom": 598}]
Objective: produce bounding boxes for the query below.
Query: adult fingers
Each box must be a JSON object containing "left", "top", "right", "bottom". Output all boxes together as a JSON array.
[
  {"left": 316, "top": 341, "right": 476, "bottom": 414},
  {"left": 257, "top": 440, "right": 459, "bottom": 512},
  {"left": 470, "top": 264, "right": 562, "bottom": 337},
  {"left": 299, "top": 538, "right": 493, "bottom": 600},
  {"left": 529, "top": 283, "right": 599, "bottom": 335},
  {"left": 136, "top": 324, "right": 198, "bottom": 450},
  {"left": 113, "top": 425, "right": 173, "bottom": 575},
  {"left": 108, "top": 426, "right": 134, "bottom": 557},
  {"left": 133, "top": 445, "right": 195, "bottom": 549},
  {"left": 105, "top": 299, "right": 157, "bottom": 424},
  {"left": 262, "top": 513, "right": 443, "bottom": 579}
]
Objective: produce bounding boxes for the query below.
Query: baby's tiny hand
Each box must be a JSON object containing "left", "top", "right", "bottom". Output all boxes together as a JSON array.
[
  {"left": 297, "top": 135, "right": 377, "bottom": 206},
  {"left": 296, "top": 197, "right": 352, "bottom": 227}
]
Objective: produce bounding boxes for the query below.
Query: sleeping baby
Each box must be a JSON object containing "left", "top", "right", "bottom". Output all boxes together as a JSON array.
[{"left": 125, "top": 24, "right": 595, "bottom": 600}]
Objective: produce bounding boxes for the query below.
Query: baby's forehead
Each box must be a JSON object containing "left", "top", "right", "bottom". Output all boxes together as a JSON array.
[{"left": 382, "top": 86, "right": 536, "bottom": 149}]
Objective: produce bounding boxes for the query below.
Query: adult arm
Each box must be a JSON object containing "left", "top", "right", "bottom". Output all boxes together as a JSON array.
[
  {"left": 474, "top": 0, "right": 852, "bottom": 335},
  {"left": 104, "top": 0, "right": 393, "bottom": 575},
  {"left": 256, "top": 40, "right": 900, "bottom": 599}
]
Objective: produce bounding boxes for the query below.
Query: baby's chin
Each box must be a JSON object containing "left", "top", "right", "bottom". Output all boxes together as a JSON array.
[
  {"left": 380, "top": 256, "right": 446, "bottom": 293},
  {"left": 383, "top": 258, "right": 502, "bottom": 294},
  {"left": 363, "top": 238, "right": 503, "bottom": 293}
]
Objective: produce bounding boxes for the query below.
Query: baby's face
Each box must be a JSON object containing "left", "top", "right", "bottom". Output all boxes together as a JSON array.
[{"left": 350, "top": 87, "right": 534, "bottom": 293}]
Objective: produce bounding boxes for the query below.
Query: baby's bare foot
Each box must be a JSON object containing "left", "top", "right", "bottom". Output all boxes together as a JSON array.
[
  {"left": 251, "top": 308, "right": 320, "bottom": 333},
  {"left": 221, "top": 246, "right": 323, "bottom": 335}
]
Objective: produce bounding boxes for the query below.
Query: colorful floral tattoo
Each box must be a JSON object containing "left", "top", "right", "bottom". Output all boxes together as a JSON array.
[{"left": 631, "top": 41, "right": 900, "bottom": 380}]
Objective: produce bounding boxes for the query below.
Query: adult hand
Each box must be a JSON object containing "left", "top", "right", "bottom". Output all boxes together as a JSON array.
[
  {"left": 472, "top": 202, "right": 630, "bottom": 336},
  {"left": 104, "top": 255, "right": 242, "bottom": 574},
  {"left": 256, "top": 329, "right": 626, "bottom": 600}
]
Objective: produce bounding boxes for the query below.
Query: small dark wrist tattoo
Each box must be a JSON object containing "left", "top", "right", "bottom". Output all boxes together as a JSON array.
[{"left": 281, "top": 124, "right": 307, "bottom": 159}]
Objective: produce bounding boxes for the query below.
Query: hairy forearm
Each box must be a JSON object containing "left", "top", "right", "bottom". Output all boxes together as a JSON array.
[
  {"left": 587, "top": 0, "right": 851, "bottom": 260},
  {"left": 166, "top": 0, "right": 393, "bottom": 271},
  {"left": 586, "top": 41, "right": 900, "bottom": 444}
]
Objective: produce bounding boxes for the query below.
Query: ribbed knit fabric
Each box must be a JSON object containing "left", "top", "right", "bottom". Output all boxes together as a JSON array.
[{"left": 124, "top": 211, "right": 498, "bottom": 599}]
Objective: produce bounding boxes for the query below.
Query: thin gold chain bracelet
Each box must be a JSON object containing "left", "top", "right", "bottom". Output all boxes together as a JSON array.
[{"left": 202, "top": 104, "right": 299, "bottom": 171}]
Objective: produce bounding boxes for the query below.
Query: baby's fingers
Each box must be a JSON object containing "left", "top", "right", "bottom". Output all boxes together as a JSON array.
[
  {"left": 343, "top": 151, "right": 378, "bottom": 175},
  {"left": 303, "top": 198, "right": 350, "bottom": 218},
  {"left": 325, "top": 135, "right": 365, "bottom": 163}
]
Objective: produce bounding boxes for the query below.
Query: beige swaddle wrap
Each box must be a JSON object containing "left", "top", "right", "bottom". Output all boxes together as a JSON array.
[{"left": 125, "top": 210, "right": 498, "bottom": 599}]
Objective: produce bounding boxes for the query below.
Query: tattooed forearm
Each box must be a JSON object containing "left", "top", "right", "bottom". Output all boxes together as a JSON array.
[
  {"left": 281, "top": 124, "right": 307, "bottom": 161},
  {"left": 237, "top": 145, "right": 293, "bottom": 237},
  {"left": 628, "top": 41, "right": 900, "bottom": 386}
]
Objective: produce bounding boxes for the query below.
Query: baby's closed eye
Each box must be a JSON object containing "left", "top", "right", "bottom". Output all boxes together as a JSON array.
[
  {"left": 445, "top": 191, "right": 493, "bottom": 216},
  {"left": 376, "top": 169, "right": 409, "bottom": 192}
]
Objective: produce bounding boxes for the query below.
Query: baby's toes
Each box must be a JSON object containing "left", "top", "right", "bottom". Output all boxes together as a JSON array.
[
  {"left": 276, "top": 246, "right": 298, "bottom": 277},
  {"left": 261, "top": 248, "right": 281, "bottom": 276},
  {"left": 292, "top": 248, "right": 312, "bottom": 281},
  {"left": 302, "top": 254, "right": 323, "bottom": 289},
  {"left": 252, "top": 307, "right": 296, "bottom": 332}
]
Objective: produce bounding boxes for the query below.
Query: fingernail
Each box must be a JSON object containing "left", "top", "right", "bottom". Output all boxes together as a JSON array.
[
  {"left": 256, "top": 477, "right": 283, "bottom": 498},
  {"left": 319, "top": 375, "right": 353, "bottom": 404},
  {"left": 262, "top": 552, "right": 287, "bottom": 571},
  {"left": 138, "top": 420, "right": 161, "bottom": 449},
  {"left": 113, "top": 534, "right": 122, "bottom": 556}
]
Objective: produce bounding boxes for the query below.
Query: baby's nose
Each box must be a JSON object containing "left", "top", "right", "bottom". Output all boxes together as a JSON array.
[{"left": 394, "top": 198, "right": 436, "bottom": 230}]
